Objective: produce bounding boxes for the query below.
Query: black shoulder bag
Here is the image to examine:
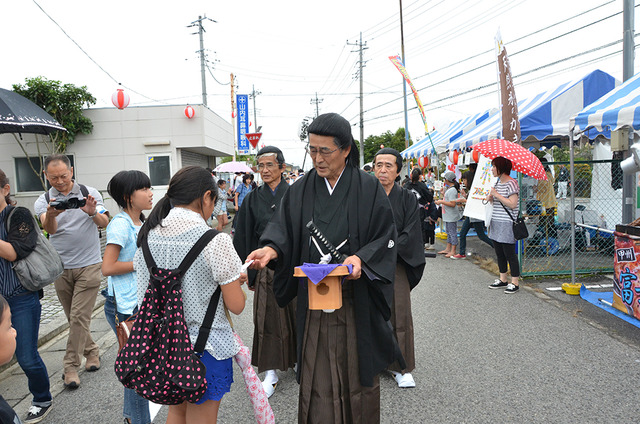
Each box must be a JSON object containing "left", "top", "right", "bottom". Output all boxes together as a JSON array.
[{"left": 500, "top": 201, "right": 529, "bottom": 240}]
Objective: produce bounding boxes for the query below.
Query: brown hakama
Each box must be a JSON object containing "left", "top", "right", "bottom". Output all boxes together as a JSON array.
[
  {"left": 252, "top": 267, "right": 297, "bottom": 373},
  {"left": 388, "top": 263, "right": 415, "bottom": 373},
  {"left": 298, "top": 281, "right": 380, "bottom": 424}
]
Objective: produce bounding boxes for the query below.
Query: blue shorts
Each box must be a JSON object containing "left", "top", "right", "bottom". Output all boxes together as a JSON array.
[{"left": 194, "top": 352, "right": 233, "bottom": 404}]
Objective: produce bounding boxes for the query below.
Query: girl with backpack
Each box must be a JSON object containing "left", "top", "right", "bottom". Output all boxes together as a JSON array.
[
  {"left": 101, "top": 170, "right": 154, "bottom": 424},
  {"left": 134, "top": 166, "right": 247, "bottom": 423}
]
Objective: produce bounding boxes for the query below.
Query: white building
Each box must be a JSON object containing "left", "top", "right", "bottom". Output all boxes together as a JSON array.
[{"left": 0, "top": 104, "right": 234, "bottom": 214}]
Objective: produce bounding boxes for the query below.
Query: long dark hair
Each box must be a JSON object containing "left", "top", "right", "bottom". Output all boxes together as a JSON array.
[
  {"left": 0, "top": 169, "right": 14, "bottom": 206},
  {"left": 107, "top": 170, "right": 151, "bottom": 223},
  {"left": 462, "top": 170, "right": 475, "bottom": 189},
  {"left": 137, "top": 166, "right": 217, "bottom": 246},
  {"left": 308, "top": 113, "right": 359, "bottom": 167},
  {"left": 410, "top": 168, "right": 422, "bottom": 184}
]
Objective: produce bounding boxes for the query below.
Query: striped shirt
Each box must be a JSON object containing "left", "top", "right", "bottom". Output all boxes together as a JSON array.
[
  {"left": 491, "top": 179, "right": 519, "bottom": 223},
  {"left": 488, "top": 178, "right": 520, "bottom": 244}
]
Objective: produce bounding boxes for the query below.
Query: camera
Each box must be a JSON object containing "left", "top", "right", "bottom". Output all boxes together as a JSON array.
[{"left": 50, "top": 197, "right": 86, "bottom": 210}]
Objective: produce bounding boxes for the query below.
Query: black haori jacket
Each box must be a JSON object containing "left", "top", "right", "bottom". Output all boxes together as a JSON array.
[
  {"left": 389, "top": 183, "right": 426, "bottom": 290},
  {"left": 260, "top": 166, "right": 402, "bottom": 386}
]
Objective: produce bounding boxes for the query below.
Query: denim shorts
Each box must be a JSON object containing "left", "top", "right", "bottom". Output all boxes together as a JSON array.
[{"left": 194, "top": 352, "right": 233, "bottom": 404}]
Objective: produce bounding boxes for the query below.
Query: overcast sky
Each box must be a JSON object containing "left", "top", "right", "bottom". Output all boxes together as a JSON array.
[{"left": 2, "top": 0, "right": 638, "bottom": 167}]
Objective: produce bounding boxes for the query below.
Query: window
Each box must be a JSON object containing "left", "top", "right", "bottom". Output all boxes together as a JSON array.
[
  {"left": 148, "top": 155, "right": 171, "bottom": 186},
  {"left": 14, "top": 155, "right": 75, "bottom": 192}
]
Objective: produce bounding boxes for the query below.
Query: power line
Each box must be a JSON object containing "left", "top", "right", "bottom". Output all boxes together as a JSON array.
[
  {"left": 31, "top": 0, "right": 162, "bottom": 104},
  {"left": 353, "top": 8, "right": 631, "bottom": 119},
  {"left": 362, "top": 40, "right": 630, "bottom": 125}
]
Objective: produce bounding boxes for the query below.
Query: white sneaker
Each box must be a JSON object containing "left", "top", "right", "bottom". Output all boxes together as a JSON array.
[
  {"left": 394, "top": 372, "right": 416, "bottom": 388},
  {"left": 424, "top": 244, "right": 434, "bottom": 250},
  {"left": 261, "top": 370, "right": 278, "bottom": 398}
]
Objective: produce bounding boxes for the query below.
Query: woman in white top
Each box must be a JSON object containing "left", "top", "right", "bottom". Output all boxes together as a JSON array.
[{"left": 134, "top": 166, "right": 247, "bottom": 423}]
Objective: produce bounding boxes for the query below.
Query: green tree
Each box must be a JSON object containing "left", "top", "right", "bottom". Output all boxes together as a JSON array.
[
  {"left": 362, "top": 127, "right": 412, "bottom": 164},
  {"left": 11, "top": 76, "right": 96, "bottom": 189}
]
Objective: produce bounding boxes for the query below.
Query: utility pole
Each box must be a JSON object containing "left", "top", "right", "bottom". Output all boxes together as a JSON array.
[
  {"left": 399, "top": 0, "right": 410, "bottom": 152},
  {"left": 249, "top": 84, "right": 261, "bottom": 132},
  {"left": 188, "top": 15, "right": 216, "bottom": 107},
  {"left": 622, "top": 0, "right": 635, "bottom": 223},
  {"left": 347, "top": 32, "right": 368, "bottom": 167},
  {"left": 310, "top": 92, "right": 323, "bottom": 118},
  {"left": 230, "top": 73, "right": 236, "bottom": 161}
]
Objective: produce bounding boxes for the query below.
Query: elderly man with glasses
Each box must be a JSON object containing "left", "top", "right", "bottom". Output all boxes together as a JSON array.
[
  {"left": 233, "top": 146, "right": 297, "bottom": 399},
  {"left": 247, "top": 113, "right": 403, "bottom": 424}
]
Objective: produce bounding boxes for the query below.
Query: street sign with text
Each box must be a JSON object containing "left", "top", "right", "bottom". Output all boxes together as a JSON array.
[{"left": 245, "top": 132, "right": 262, "bottom": 148}]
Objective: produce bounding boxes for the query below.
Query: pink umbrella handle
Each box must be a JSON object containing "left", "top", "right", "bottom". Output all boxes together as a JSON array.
[{"left": 233, "top": 333, "right": 275, "bottom": 424}]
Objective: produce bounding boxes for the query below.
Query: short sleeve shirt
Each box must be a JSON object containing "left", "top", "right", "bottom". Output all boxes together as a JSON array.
[
  {"left": 106, "top": 212, "right": 141, "bottom": 314},
  {"left": 488, "top": 179, "right": 520, "bottom": 244},
  {"left": 34, "top": 182, "right": 104, "bottom": 268},
  {"left": 134, "top": 207, "right": 242, "bottom": 360},
  {"left": 442, "top": 187, "right": 461, "bottom": 222}
]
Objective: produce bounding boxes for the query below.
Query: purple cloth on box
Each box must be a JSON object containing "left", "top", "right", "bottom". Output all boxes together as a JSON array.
[{"left": 297, "top": 263, "right": 353, "bottom": 285}]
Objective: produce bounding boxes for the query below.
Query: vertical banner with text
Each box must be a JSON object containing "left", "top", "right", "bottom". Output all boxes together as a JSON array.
[
  {"left": 495, "top": 30, "right": 521, "bottom": 144},
  {"left": 236, "top": 94, "right": 250, "bottom": 154}
]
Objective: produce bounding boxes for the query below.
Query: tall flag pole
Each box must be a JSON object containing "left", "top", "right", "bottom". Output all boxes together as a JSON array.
[
  {"left": 495, "top": 29, "right": 521, "bottom": 144},
  {"left": 388, "top": 55, "right": 436, "bottom": 153}
]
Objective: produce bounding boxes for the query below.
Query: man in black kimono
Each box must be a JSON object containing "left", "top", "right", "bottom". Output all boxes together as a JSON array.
[
  {"left": 233, "top": 146, "right": 296, "bottom": 398},
  {"left": 247, "top": 113, "right": 402, "bottom": 424},
  {"left": 374, "top": 148, "right": 426, "bottom": 388}
]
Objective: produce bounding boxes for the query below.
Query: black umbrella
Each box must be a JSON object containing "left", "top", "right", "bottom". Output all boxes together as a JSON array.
[{"left": 0, "top": 88, "right": 66, "bottom": 134}]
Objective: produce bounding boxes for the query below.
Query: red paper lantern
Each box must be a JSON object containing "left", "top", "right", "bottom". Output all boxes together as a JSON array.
[
  {"left": 449, "top": 150, "right": 460, "bottom": 164},
  {"left": 184, "top": 105, "right": 195, "bottom": 119},
  {"left": 472, "top": 149, "right": 480, "bottom": 163},
  {"left": 111, "top": 89, "right": 130, "bottom": 110},
  {"left": 418, "top": 156, "right": 429, "bottom": 168}
]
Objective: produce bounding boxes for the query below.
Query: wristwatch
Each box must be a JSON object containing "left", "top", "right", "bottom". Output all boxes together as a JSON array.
[{"left": 88, "top": 211, "right": 97, "bottom": 218}]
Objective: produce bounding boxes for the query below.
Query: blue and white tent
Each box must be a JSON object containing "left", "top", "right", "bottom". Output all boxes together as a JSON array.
[
  {"left": 400, "top": 109, "right": 495, "bottom": 158},
  {"left": 448, "top": 69, "right": 616, "bottom": 151},
  {"left": 571, "top": 70, "right": 640, "bottom": 134}
]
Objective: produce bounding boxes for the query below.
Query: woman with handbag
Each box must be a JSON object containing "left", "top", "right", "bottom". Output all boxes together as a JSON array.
[
  {"left": 101, "top": 170, "right": 154, "bottom": 424},
  {"left": 0, "top": 169, "right": 53, "bottom": 423},
  {"left": 135, "top": 166, "right": 247, "bottom": 423},
  {"left": 486, "top": 157, "right": 521, "bottom": 294}
]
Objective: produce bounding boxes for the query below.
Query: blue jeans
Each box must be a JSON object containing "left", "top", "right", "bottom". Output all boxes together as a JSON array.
[
  {"left": 459, "top": 217, "right": 494, "bottom": 255},
  {"left": 7, "top": 291, "right": 52, "bottom": 406},
  {"left": 103, "top": 291, "right": 151, "bottom": 424}
]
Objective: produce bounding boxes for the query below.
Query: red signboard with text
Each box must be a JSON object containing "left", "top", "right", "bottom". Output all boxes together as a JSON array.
[{"left": 244, "top": 132, "right": 262, "bottom": 148}]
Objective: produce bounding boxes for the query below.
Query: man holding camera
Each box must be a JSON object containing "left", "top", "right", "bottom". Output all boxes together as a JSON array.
[{"left": 34, "top": 154, "right": 109, "bottom": 389}]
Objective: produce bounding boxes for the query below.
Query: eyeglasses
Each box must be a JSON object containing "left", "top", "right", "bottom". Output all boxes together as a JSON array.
[
  {"left": 306, "top": 145, "right": 339, "bottom": 157},
  {"left": 257, "top": 162, "right": 278, "bottom": 170}
]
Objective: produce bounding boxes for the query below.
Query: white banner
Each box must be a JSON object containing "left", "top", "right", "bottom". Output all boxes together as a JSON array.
[{"left": 463, "top": 155, "right": 497, "bottom": 222}]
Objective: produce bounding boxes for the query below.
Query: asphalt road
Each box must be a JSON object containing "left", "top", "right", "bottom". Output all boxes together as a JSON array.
[{"left": 28, "top": 254, "right": 640, "bottom": 423}]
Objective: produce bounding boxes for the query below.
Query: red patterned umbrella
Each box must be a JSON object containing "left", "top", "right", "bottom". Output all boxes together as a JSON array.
[{"left": 472, "top": 139, "right": 547, "bottom": 180}]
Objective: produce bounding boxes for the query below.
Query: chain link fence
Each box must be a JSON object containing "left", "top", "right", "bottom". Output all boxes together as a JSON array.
[{"left": 518, "top": 159, "right": 622, "bottom": 276}]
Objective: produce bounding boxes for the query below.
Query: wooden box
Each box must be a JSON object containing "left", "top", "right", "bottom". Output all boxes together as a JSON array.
[{"left": 294, "top": 265, "right": 350, "bottom": 310}]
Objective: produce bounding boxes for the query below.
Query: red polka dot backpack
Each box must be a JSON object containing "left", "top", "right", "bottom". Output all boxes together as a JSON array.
[{"left": 114, "top": 229, "right": 221, "bottom": 405}]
